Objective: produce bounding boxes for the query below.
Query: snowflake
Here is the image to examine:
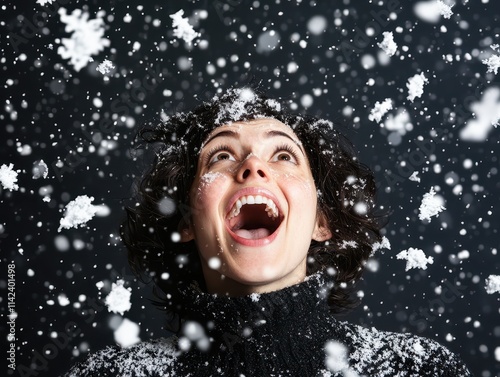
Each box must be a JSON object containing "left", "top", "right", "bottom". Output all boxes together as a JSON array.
[
  {"left": 96, "top": 59, "right": 115, "bottom": 74},
  {"left": 169, "top": 10, "right": 200, "bottom": 45},
  {"left": 57, "top": 8, "right": 110, "bottom": 72},
  {"left": 58, "top": 195, "right": 99, "bottom": 232},
  {"left": 371, "top": 236, "right": 391, "bottom": 255},
  {"left": 396, "top": 248, "right": 434, "bottom": 271},
  {"left": 482, "top": 45, "right": 500, "bottom": 75},
  {"left": 407, "top": 72, "right": 429, "bottom": 102},
  {"left": 340, "top": 240, "right": 359, "bottom": 249},
  {"left": 369, "top": 98, "right": 393, "bottom": 123},
  {"left": 36, "top": 0, "right": 54, "bottom": 6},
  {"left": 105, "top": 280, "right": 132, "bottom": 315},
  {"left": 114, "top": 318, "right": 140, "bottom": 348},
  {"left": 377, "top": 32, "right": 398, "bottom": 56},
  {"left": 459, "top": 87, "right": 500, "bottom": 141},
  {"left": 32, "top": 159, "right": 48, "bottom": 179},
  {"left": 0, "top": 163, "right": 19, "bottom": 191},
  {"left": 409, "top": 171, "right": 421, "bottom": 182},
  {"left": 418, "top": 187, "right": 445, "bottom": 221},
  {"left": 324, "top": 340, "right": 359, "bottom": 376},
  {"left": 436, "top": 1, "right": 454, "bottom": 19},
  {"left": 485, "top": 275, "right": 500, "bottom": 294}
]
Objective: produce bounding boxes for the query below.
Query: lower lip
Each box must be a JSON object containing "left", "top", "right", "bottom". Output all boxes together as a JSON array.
[{"left": 226, "top": 224, "right": 281, "bottom": 247}]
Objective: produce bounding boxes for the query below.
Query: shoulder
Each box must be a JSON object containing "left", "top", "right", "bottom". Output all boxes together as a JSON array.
[
  {"left": 336, "top": 321, "right": 472, "bottom": 377},
  {"left": 62, "top": 337, "right": 178, "bottom": 377}
]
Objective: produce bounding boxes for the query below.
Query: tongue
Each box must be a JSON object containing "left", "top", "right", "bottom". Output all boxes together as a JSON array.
[{"left": 234, "top": 228, "right": 271, "bottom": 239}]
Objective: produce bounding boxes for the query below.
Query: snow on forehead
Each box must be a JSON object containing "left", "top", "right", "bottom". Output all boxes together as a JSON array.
[{"left": 213, "top": 88, "right": 259, "bottom": 124}]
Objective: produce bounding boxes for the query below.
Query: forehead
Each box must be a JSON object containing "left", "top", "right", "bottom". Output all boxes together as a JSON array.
[{"left": 202, "top": 118, "right": 299, "bottom": 145}]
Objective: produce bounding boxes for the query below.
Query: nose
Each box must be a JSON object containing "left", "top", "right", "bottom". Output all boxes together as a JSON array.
[{"left": 236, "top": 155, "right": 270, "bottom": 182}]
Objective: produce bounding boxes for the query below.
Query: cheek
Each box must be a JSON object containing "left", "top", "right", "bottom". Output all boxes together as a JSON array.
[
  {"left": 191, "top": 171, "right": 229, "bottom": 211},
  {"left": 271, "top": 169, "right": 317, "bottom": 202}
]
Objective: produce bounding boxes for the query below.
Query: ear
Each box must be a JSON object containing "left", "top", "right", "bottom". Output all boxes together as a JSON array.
[
  {"left": 312, "top": 211, "right": 332, "bottom": 242},
  {"left": 178, "top": 217, "right": 194, "bottom": 242}
]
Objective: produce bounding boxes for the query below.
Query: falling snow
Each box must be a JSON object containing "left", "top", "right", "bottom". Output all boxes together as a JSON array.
[
  {"left": 57, "top": 8, "right": 110, "bottom": 71},
  {"left": 418, "top": 187, "right": 445, "bottom": 222},
  {"left": 409, "top": 171, "right": 421, "bottom": 182},
  {"left": 369, "top": 98, "right": 393, "bottom": 123},
  {"left": 396, "top": 248, "right": 434, "bottom": 271},
  {"left": 459, "top": 87, "right": 500, "bottom": 141},
  {"left": 105, "top": 279, "right": 132, "bottom": 315},
  {"left": 0, "top": 163, "right": 19, "bottom": 191},
  {"left": 36, "top": 0, "right": 54, "bottom": 6},
  {"left": 58, "top": 195, "right": 99, "bottom": 232},
  {"left": 482, "top": 45, "right": 500, "bottom": 75},
  {"left": 485, "top": 275, "right": 500, "bottom": 294},
  {"left": 406, "top": 72, "right": 429, "bottom": 102},
  {"left": 371, "top": 236, "right": 391, "bottom": 255},
  {"left": 436, "top": 1, "right": 454, "bottom": 19},
  {"left": 96, "top": 59, "right": 115, "bottom": 74},
  {"left": 32, "top": 159, "right": 48, "bottom": 179},
  {"left": 169, "top": 10, "right": 200, "bottom": 45},
  {"left": 377, "top": 32, "right": 398, "bottom": 57},
  {"left": 2, "top": 2, "right": 497, "bottom": 374},
  {"left": 114, "top": 318, "right": 141, "bottom": 348}
]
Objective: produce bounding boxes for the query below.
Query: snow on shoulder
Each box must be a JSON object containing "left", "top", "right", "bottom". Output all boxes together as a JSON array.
[{"left": 63, "top": 337, "right": 178, "bottom": 377}]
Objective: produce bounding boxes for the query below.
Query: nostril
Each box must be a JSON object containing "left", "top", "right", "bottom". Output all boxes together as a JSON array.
[{"left": 241, "top": 169, "right": 266, "bottom": 179}]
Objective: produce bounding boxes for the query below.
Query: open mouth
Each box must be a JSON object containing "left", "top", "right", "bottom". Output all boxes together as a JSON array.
[{"left": 226, "top": 195, "right": 283, "bottom": 242}]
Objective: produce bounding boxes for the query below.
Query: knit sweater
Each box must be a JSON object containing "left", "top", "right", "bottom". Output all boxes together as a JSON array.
[{"left": 63, "top": 272, "right": 472, "bottom": 376}]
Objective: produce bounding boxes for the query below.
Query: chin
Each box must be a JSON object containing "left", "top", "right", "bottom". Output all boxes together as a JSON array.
[{"left": 228, "top": 264, "right": 301, "bottom": 290}]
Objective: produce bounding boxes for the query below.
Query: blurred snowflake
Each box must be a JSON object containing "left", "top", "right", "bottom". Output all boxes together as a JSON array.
[
  {"left": 36, "top": 0, "right": 54, "bottom": 5},
  {"left": 57, "top": 8, "right": 110, "bottom": 72}
]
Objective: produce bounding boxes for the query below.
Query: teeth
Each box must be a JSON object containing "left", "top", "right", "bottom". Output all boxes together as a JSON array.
[
  {"left": 236, "top": 199, "right": 242, "bottom": 210},
  {"left": 228, "top": 195, "right": 280, "bottom": 220}
]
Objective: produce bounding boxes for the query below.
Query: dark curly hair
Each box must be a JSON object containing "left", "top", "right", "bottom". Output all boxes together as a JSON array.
[{"left": 120, "top": 87, "right": 386, "bottom": 332}]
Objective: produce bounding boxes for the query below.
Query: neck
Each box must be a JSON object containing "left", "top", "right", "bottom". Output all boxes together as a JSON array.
[
  {"left": 180, "top": 270, "right": 334, "bottom": 345},
  {"left": 201, "top": 266, "right": 307, "bottom": 297}
]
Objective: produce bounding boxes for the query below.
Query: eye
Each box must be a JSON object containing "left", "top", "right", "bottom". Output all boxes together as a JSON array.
[
  {"left": 205, "top": 145, "right": 237, "bottom": 165},
  {"left": 275, "top": 152, "right": 293, "bottom": 161},
  {"left": 211, "top": 151, "right": 235, "bottom": 163},
  {"left": 271, "top": 144, "right": 299, "bottom": 164}
]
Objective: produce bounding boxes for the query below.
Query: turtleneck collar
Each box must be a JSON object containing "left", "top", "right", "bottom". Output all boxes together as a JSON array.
[{"left": 179, "top": 270, "right": 335, "bottom": 343}]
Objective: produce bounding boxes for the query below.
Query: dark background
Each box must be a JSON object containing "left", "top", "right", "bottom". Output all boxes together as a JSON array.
[{"left": 1, "top": 1, "right": 499, "bottom": 376}]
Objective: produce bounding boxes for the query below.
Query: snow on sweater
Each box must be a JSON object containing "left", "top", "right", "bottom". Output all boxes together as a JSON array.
[{"left": 63, "top": 272, "right": 472, "bottom": 377}]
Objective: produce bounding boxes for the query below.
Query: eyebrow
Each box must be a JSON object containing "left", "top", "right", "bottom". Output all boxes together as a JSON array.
[
  {"left": 203, "top": 129, "right": 305, "bottom": 155},
  {"left": 266, "top": 130, "right": 305, "bottom": 155}
]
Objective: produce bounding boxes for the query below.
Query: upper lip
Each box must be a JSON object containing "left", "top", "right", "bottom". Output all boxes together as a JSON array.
[{"left": 225, "top": 187, "right": 283, "bottom": 220}]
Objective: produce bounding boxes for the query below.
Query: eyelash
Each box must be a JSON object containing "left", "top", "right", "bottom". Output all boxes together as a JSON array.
[
  {"left": 204, "top": 143, "right": 300, "bottom": 165},
  {"left": 273, "top": 143, "right": 300, "bottom": 162},
  {"left": 204, "top": 144, "right": 233, "bottom": 165}
]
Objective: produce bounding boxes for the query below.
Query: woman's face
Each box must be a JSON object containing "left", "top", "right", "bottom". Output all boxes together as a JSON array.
[{"left": 182, "top": 118, "right": 331, "bottom": 295}]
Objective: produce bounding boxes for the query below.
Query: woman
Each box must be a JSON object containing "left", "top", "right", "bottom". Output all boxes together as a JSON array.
[{"left": 64, "top": 87, "right": 471, "bottom": 376}]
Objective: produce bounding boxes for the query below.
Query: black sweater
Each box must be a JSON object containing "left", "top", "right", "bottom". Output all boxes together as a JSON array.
[{"left": 63, "top": 272, "right": 472, "bottom": 376}]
